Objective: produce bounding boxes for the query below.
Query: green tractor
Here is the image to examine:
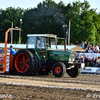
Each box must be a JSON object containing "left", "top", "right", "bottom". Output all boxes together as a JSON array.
[{"left": 13, "top": 34, "right": 84, "bottom": 77}]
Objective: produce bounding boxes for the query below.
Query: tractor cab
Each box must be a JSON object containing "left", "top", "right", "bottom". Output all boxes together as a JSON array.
[
  {"left": 26, "top": 34, "right": 57, "bottom": 50},
  {"left": 26, "top": 34, "right": 58, "bottom": 59}
]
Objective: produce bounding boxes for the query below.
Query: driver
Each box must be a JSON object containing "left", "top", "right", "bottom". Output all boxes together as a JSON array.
[{"left": 37, "top": 37, "right": 44, "bottom": 48}]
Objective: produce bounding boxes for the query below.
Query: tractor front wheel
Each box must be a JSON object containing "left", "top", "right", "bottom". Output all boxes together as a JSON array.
[
  {"left": 52, "top": 62, "right": 66, "bottom": 77},
  {"left": 67, "top": 67, "right": 80, "bottom": 78}
]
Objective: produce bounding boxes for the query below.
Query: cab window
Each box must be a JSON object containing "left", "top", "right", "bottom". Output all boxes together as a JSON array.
[{"left": 27, "top": 37, "right": 36, "bottom": 48}]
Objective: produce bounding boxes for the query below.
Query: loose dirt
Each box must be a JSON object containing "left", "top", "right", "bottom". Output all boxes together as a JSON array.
[{"left": 0, "top": 73, "right": 100, "bottom": 100}]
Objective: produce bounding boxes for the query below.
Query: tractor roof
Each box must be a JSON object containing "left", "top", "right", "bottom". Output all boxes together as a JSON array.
[{"left": 27, "top": 34, "right": 57, "bottom": 38}]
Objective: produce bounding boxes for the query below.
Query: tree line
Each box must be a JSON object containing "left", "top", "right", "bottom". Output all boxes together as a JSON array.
[{"left": 0, "top": 0, "right": 100, "bottom": 45}]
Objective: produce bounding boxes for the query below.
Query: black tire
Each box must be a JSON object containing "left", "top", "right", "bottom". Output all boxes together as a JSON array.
[
  {"left": 52, "top": 62, "right": 66, "bottom": 77},
  {"left": 13, "top": 49, "right": 38, "bottom": 75},
  {"left": 67, "top": 67, "right": 80, "bottom": 78},
  {"left": 32, "top": 53, "right": 39, "bottom": 74}
]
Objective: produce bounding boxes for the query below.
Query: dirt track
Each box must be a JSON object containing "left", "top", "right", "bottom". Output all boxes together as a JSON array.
[{"left": 0, "top": 73, "right": 100, "bottom": 100}]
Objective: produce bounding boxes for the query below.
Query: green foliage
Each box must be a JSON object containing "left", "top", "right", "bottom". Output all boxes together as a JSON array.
[
  {"left": 0, "top": 0, "right": 100, "bottom": 45},
  {"left": 65, "top": 0, "right": 99, "bottom": 45},
  {"left": 0, "top": 7, "right": 25, "bottom": 43},
  {"left": 22, "top": 0, "right": 66, "bottom": 43}
]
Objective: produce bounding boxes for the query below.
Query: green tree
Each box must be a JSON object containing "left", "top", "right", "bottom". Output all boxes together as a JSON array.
[
  {"left": 63, "top": 0, "right": 98, "bottom": 44},
  {"left": 71, "top": 10, "right": 97, "bottom": 44},
  {"left": 0, "top": 7, "right": 25, "bottom": 43},
  {"left": 92, "top": 11, "right": 100, "bottom": 44},
  {"left": 22, "top": 0, "right": 66, "bottom": 43}
]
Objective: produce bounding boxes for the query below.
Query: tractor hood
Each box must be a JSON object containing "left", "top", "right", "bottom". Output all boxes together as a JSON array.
[{"left": 47, "top": 50, "right": 76, "bottom": 61}]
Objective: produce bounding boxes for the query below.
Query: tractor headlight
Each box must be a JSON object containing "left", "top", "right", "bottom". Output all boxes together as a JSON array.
[
  {"left": 69, "top": 58, "right": 71, "bottom": 61},
  {"left": 73, "top": 59, "right": 75, "bottom": 61}
]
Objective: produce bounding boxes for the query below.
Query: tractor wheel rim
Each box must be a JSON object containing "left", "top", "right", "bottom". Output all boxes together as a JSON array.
[
  {"left": 70, "top": 68, "right": 76, "bottom": 74},
  {"left": 55, "top": 66, "right": 61, "bottom": 74},
  {"left": 15, "top": 53, "right": 30, "bottom": 73}
]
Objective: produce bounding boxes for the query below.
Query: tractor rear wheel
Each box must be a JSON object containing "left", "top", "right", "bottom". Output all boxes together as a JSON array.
[
  {"left": 67, "top": 67, "right": 80, "bottom": 78},
  {"left": 52, "top": 62, "right": 66, "bottom": 77},
  {"left": 32, "top": 53, "right": 39, "bottom": 74},
  {"left": 13, "top": 49, "right": 38, "bottom": 75}
]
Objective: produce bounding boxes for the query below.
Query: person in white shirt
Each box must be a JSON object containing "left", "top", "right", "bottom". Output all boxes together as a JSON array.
[{"left": 95, "top": 45, "right": 99, "bottom": 52}]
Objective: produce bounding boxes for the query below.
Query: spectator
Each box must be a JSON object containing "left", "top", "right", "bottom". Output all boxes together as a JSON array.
[
  {"left": 75, "top": 51, "right": 78, "bottom": 58},
  {"left": 81, "top": 42, "right": 85, "bottom": 49},
  {"left": 88, "top": 48, "right": 93, "bottom": 53},
  {"left": 85, "top": 47, "right": 88, "bottom": 53},
  {"left": 95, "top": 56, "right": 100, "bottom": 67},
  {"left": 84, "top": 42, "right": 87, "bottom": 49},
  {"left": 84, "top": 54, "right": 88, "bottom": 63},
  {"left": 95, "top": 44, "right": 99, "bottom": 52},
  {"left": 88, "top": 58, "right": 92, "bottom": 67},
  {"left": 84, "top": 54, "right": 88, "bottom": 66},
  {"left": 95, "top": 56, "right": 98, "bottom": 62},
  {"left": 93, "top": 47, "right": 96, "bottom": 53},
  {"left": 9, "top": 45, "right": 16, "bottom": 55},
  {"left": 92, "top": 57, "right": 96, "bottom": 63},
  {"left": 92, "top": 56, "right": 96, "bottom": 67},
  {"left": 79, "top": 55, "right": 84, "bottom": 63},
  {"left": 75, "top": 55, "right": 79, "bottom": 62},
  {"left": 97, "top": 50, "right": 100, "bottom": 53}
]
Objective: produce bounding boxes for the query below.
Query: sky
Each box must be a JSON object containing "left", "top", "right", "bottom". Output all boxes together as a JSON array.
[{"left": 0, "top": 0, "right": 100, "bottom": 12}]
